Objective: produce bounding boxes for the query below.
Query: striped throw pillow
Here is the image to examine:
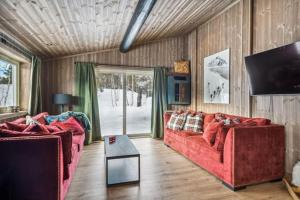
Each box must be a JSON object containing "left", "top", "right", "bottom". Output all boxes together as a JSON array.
[
  {"left": 183, "top": 113, "right": 204, "bottom": 132},
  {"left": 167, "top": 112, "right": 187, "bottom": 131}
]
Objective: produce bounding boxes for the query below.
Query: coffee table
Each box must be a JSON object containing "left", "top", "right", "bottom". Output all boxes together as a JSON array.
[{"left": 104, "top": 135, "right": 140, "bottom": 186}]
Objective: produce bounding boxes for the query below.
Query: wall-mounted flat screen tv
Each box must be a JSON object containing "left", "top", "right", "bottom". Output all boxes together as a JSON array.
[{"left": 245, "top": 41, "right": 300, "bottom": 95}]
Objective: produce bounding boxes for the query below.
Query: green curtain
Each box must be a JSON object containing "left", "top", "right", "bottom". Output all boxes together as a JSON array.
[
  {"left": 28, "top": 56, "right": 43, "bottom": 116},
  {"left": 74, "top": 62, "right": 101, "bottom": 144},
  {"left": 151, "top": 67, "right": 168, "bottom": 139}
]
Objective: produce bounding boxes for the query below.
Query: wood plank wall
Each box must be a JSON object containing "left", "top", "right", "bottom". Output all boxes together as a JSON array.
[
  {"left": 43, "top": 36, "right": 188, "bottom": 114},
  {"left": 251, "top": 0, "right": 300, "bottom": 173},
  {"left": 187, "top": 0, "right": 300, "bottom": 173},
  {"left": 187, "top": 1, "right": 250, "bottom": 116}
]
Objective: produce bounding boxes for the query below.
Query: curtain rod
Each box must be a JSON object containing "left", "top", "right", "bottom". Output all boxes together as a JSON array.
[{"left": 74, "top": 62, "right": 171, "bottom": 70}]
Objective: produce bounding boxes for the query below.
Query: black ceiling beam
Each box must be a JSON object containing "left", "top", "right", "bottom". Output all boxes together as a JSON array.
[{"left": 119, "top": 0, "right": 157, "bottom": 53}]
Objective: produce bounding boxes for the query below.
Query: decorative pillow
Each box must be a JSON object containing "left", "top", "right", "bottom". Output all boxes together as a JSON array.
[
  {"left": 241, "top": 118, "right": 271, "bottom": 126},
  {"left": 32, "top": 112, "right": 49, "bottom": 125},
  {"left": 0, "top": 129, "right": 38, "bottom": 137},
  {"left": 215, "top": 113, "right": 241, "bottom": 125},
  {"left": 23, "top": 124, "right": 50, "bottom": 134},
  {"left": 11, "top": 117, "right": 26, "bottom": 124},
  {"left": 203, "top": 114, "right": 215, "bottom": 130},
  {"left": 167, "top": 112, "right": 188, "bottom": 131},
  {"left": 51, "top": 117, "right": 85, "bottom": 135},
  {"left": 45, "top": 125, "right": 61, "bottom": 133},
  {"left": 202, "top": 120, "right": 224, "bottom": 146},
  {"left": 0, "top": 123, "right": 8, "bottom": 129},
  {"left": 183, "top": 113, "right": 204, "bottom": 132},
  {"left": 5, "top": 122, "right": 28, "bottom": 132},
  {"left": 26, "top": 116, "right": 40, "bottom": 125},
  {"left": 44, "top": 115, "right": 70, "bottom": 124}
]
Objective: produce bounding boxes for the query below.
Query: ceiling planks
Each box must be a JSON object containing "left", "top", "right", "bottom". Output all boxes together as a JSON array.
[{"left": 0, "top": 0, "right": 234, "bottom": 58}]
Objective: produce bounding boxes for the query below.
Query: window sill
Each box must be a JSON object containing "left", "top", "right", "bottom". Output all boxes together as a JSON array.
[{"left": 0, "top": 111, "right": 27, "bottom": 121}]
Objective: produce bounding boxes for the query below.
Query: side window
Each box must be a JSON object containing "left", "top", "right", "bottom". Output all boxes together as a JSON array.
[{"left": 0, "top": 58, "right": 18, "bottom": 107}]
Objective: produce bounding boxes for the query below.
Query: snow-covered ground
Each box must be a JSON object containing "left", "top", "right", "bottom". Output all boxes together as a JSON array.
[
  {"left": 98, "top": 89, "right": 152, "bottom": 136},
  {"left": 0, "top": 84, "right": 14, "bottom": 106}
]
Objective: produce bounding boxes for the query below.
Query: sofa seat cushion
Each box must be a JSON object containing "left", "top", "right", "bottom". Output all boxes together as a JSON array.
[
  {"left": 165, "top": 128, "right": 201, "bottom": 144},
  {"left": 186, "top": 135, "right": 223, "bottom": 163}
]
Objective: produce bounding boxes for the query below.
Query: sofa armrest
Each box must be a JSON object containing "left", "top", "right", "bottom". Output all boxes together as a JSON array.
[
  {"left": 223, "top": 125, "right": 285, "bottom": 187},
  {"left": 0, "top": 136, "right": 63, "bottom": 200}
]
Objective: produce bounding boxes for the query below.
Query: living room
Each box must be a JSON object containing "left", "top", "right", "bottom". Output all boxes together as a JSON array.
[{"left": 0, "top": 0, "right": 299, "bottom": 199}]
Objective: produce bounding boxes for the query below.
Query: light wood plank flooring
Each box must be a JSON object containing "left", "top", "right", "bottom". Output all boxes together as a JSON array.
[{"left": 66, "top": 138, "right": 291, "bottom": 200}]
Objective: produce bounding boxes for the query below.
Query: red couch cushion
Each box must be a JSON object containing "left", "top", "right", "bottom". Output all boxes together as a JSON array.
[
  {"left": 203, "top": 120, "right": 224, "bottom": 146},
  {"left": 51, "top": 117, "right": 84, "bottom": 135},
  {"left": 32, "top": 112, "right": 49, "bottom": 125},
  {"left": 5, "top": 122, "right": 28, "bottom": 131},
  {"left": 11, "top": 117, "right": 26, "bottom": 124},
  {"left": 165, "top": 128, "right": 200, "bottom": 144},
  {"left": 45, "top": 125, "right": 61, "bottom": 133},
  {"left": 23, "top": 124, "right": 50, "bottom": 134},
  {"left": 186, "top": 135, "right": 223, "bottom": 163},
  {"left": 203, "top": 113, "right": 215, "bottom": 130}
]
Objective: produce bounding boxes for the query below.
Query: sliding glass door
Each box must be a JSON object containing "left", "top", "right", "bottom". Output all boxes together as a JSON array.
[{"left": 96, "top": 67, "right": 153, "bottom": 137}]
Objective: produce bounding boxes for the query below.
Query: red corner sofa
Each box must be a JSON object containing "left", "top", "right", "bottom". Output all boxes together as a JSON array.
[
  {"left": 0, "top": 112, "right": 85, "bottom": 200},
  {"left": 164, "top": 111, "right": 285, "bottom": 190}
]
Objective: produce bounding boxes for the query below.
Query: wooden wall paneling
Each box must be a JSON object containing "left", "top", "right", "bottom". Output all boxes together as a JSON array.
[
  {"left": 193, "top": 1, "right": 245, "bottom": 115},
  {"left": 251, "top": 0, "right": 300, "bottom": 173},
  {"left": 19, "top": 63, "right": 31, "bottom": 111},
  {"left": 43, "top": 36, "right": 188, "bottom": 114},
  {"left": 187, "top": 30, "right": 197, "bottom": 110}
]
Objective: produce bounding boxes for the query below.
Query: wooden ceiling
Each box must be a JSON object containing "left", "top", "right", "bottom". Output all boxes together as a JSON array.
[{"left": 0, "top": 0, "right": 234, "bottom": 58}]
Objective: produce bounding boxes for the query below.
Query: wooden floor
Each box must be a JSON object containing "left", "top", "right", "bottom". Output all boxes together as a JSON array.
[{"left": 66, "top": 138, "right": 291, "bottom": 200}]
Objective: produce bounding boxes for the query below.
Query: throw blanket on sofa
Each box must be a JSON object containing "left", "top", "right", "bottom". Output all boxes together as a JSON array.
[{"left": 45, "top": 111, "right": 91, "bottom": 130}]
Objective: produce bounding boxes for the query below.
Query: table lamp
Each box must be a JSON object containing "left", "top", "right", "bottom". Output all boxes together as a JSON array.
[{"left": 53, "top": 93, "right": 72, "bottom": 113}]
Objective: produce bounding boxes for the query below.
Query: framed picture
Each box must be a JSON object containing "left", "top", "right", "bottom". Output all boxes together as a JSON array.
[{"left": 203, "top": 49, "right": 230, "bottom": 104}]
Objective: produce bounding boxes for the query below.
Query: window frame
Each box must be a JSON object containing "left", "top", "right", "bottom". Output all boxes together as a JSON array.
[{"left": 0, "top": 54, "right": 20, "bottom": 108}]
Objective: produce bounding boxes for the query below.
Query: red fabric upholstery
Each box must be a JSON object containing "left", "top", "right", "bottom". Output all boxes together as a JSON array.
[
  {"left": 5, "top": 122, "right": 28, "bottom": 131},
  {"left": 0, "top": 129, "right": 39, "bottom": 137},
  {"left": 23, "top": 124, "right": 50, "bottom": 134},
  {"left": 32, "top": 112, "right": 49, "bottom": 125},
  {"left": 45, "top": 125, "right": 61, "bottom": 133},
  {"left": 203, "top": 113, "right": 215, "bottom": 130},
  {"left": 11, "top": 117, "right": 26, "bottom": 124},
  {"left": 51, "top": 117, "right": 84, "bottom": 135},
  {"left": 187, "top": 136, "right": 223, "bottom": 162},
  {"left": 164, "top": 112, "right": 285, "bottom": 189},
  {"left": 0, "top": 113, "right": 85, "bottom": 200},
  {"left": 202, "top": 120, "right": 223, "bottom": 146}
]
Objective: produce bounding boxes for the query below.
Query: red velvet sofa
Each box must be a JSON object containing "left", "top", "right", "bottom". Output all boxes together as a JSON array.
[
  {"left": 0, "top": 112, "right": 85, "bottom": 200},
  {"left": 164, "top": 112, "right": 285, "bottom": 190}
]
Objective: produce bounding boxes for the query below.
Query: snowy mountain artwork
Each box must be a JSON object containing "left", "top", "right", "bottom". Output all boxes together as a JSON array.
[{"left": 204, "top": 49, "right": 230, "bottom": 104}]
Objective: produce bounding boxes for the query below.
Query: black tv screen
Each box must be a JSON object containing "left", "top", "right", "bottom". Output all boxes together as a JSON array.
[{"left": 245, "top": 41, "right": 300, "bottom": 95}]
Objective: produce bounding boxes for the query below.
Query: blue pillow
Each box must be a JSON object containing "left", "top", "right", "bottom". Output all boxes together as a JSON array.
[{"left": 44, "top": 115, "right": 60, "bottom": 124}]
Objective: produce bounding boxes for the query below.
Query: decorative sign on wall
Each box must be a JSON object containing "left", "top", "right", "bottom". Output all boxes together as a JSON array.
[{"left": 204, "top": 49, "right": 230, "bottom": 104}]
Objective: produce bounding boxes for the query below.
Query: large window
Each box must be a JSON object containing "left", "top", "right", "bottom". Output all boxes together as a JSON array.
[
  {"left": 96, "top": 67, "right": 153, "bottom": 137},
  {"left": 0, "top": 58, "right": 18, "bottom": 107}
]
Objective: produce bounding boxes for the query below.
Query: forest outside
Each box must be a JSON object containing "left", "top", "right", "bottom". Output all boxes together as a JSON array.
[
  {"left": 97, "top": 71, "right": 153, "bottom": 136},
  {"left": 0, "top": 59, "right": 16, "bottom": 107}
]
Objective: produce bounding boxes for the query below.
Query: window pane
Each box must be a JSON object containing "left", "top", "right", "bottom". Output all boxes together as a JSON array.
[
  {"left": 0, "top": 59, "right": 16, "bottom": 107},
  {"left": 97, "top": 72, "right": 124, "bottom": 136},
  {"left": 126, "top": 73, "right": 153, "bottom": 135}
]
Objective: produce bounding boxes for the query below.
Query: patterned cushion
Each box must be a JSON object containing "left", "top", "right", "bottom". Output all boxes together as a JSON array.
[
  {"left": 167, "top": 112, "right": 187, "bottom": 131},
  {"left": 215, "top": 113, "right": 241, "bottom": 125},
  {"left": 26, "top": 116, "right": 40, "bottom": 125},
  {"left": 183, "top": 113, "right": 204, "bottom": 132}
]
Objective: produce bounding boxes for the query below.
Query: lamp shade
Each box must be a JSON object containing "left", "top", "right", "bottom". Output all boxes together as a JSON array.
[{"left": 53, "top": 93, "right": 72, "bottom": 105}]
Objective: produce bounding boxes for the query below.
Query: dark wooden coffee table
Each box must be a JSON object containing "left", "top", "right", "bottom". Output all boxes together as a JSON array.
[{"left": 104, "top": 135, "right": 140, "bottom": 186}]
